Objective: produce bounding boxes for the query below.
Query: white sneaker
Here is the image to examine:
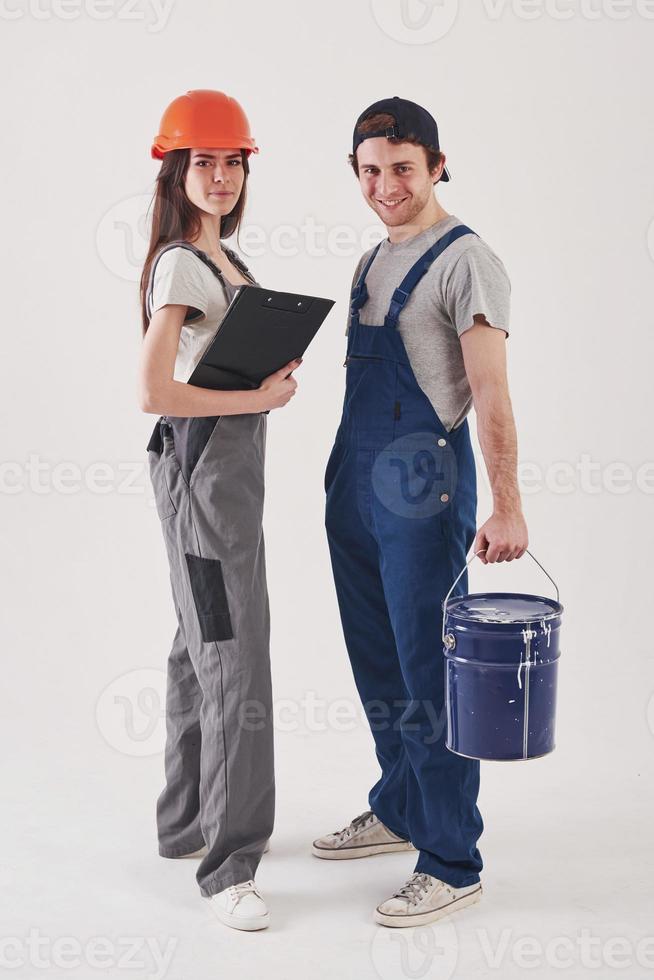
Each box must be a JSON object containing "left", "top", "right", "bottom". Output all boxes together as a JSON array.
[
  {"left": 312, "top": 810, "right": 414, "bottom": 860},
  {"left": 209, "top": 879, "right": 270, "bottom": 931},
  {"left": 169, "top": 840, "right": 270, "bottom": 859},
  {"left": 375, "top": 872, "right": 482, "bottom": 927}
]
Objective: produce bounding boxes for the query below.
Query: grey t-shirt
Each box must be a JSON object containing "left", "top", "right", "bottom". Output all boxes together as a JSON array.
[
  {"left": 346, "top": 214, "right": 511, "bottom": 431},
  {"left": 150, "top": 244, "right": 255, "bottom": 383}
]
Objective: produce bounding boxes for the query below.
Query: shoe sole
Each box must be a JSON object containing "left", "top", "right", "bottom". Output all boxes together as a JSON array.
[
  {"left": 374, "top": 885, "right": 482, "bottom": 927},
  {"left": 211, "top": 908, "right": 270, "bottom": 931},
  {"left": 311, "top": 840, "right": 415, "bottom": 860}
]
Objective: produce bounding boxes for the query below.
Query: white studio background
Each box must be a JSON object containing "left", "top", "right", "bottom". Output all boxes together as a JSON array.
[{"left": 2, "top": 2, "right": 653, "bottom": 979}]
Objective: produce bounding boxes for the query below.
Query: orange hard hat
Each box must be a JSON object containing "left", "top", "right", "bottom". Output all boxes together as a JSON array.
[{"left": 151, "top": 89, "right": 259, "bottom": 160}]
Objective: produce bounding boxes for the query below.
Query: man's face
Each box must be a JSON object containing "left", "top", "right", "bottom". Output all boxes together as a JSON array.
[{"left": 355, "top": 138, "right": 442, "bottom": 228}]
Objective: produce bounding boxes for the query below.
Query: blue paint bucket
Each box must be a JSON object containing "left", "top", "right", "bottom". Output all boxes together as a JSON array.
[{"left": 443, "top": 551, "right": 563, "bottom": 762}]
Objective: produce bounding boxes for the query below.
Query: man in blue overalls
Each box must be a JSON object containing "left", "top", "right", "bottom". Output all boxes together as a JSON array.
[{"left": 314, "top": 97, "right": 529, "bottom": 927}]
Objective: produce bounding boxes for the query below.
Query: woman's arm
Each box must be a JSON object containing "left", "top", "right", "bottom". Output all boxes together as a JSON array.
[{"left": 138, "top": 303, "right": 299, "bottom": 416}]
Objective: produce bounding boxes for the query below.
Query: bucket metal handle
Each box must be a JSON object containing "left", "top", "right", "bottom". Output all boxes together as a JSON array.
[{"left": 442, "top": 549, "right": 560, "bottom": 644}]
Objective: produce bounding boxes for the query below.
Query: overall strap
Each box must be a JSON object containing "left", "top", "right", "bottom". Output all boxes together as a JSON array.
[
  {"left": 384, "top": 224, "right": 477, "bottom": 329},
  {"left": 222, "top": 244, "right": 256, "bottom": 284},
  {"left": 146, "top": 240, "right": 237, "bottom": 320},
  {"left": 349, "top": 241, "right": 384, "bottom": 329}
]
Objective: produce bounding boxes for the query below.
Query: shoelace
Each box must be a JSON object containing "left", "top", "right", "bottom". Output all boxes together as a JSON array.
[
  {"left": 392, "top": 873, "right": 434, "bottom": 907},
  {"left": 228, "top": 880, "right": 260, "bottom": 901},
  {"left": 333, "top": 809, "right": 375, "bottom": 842}
]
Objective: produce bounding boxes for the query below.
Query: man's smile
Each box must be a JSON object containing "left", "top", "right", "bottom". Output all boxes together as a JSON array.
[{"left": 376, "top": 196, "right": 408, "bottom": 208}]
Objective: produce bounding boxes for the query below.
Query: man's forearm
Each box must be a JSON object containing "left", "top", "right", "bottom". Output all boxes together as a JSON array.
[{"left": 474, "top": 382, "right": 522, "bottom": 514}]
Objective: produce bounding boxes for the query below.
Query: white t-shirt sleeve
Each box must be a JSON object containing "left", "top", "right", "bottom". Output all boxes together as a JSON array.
[
  {"left": 444, "top": 245, "right": 511, "bottom": 338},
  {"left": 151, "top": 247, "right": 209, "bottom": 323}
]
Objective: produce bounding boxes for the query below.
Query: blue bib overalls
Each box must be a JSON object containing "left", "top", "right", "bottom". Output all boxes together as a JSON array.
[{"left": 325, "top": 225, "right": 483, "bottom": 887}]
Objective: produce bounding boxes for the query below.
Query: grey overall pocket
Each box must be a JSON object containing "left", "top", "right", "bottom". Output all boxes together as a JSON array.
[
  {"left": 185, "top": 554, "right": 234, "bottom": 642},
  {"left": 147, "top": 428, "right": 177, "bottom": 522}
]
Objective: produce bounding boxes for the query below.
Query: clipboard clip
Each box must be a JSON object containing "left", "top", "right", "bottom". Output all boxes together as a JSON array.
[{"left": 263, "top": 293, "right": 312, "bottom": 314}]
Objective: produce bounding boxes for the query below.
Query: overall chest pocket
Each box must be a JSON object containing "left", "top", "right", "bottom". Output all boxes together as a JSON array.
[{"left": 344, "top": 357, "right": 399, "bottom": 431}]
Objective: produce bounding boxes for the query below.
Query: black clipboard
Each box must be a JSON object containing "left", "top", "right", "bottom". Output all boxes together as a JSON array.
[{"left": 188, "top": 285, "right": 335, "bottom": 390}]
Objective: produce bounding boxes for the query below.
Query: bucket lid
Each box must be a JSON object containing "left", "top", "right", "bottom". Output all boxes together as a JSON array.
[{"left": 445, "top": 592, "right": 563, "bottom": 627}]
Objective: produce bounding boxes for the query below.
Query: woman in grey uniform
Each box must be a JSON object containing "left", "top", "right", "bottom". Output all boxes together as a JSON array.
[{"left": 137, "top": 89, "right": 300, "bottom": 932}]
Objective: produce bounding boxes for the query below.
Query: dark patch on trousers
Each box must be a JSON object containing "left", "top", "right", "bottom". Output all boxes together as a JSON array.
[{"left": 185, "top": 553, "right": 234, "bottom": 642}]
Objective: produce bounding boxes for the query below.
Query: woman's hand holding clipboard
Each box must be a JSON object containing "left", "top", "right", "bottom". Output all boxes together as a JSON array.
[{"left": 257, "top": 358, "right": 303, "bottom": 411}]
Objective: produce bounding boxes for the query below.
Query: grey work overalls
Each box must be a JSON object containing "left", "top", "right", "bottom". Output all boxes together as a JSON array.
[{"left": 145, "top": 242, "right": 273, "bottom": 897}]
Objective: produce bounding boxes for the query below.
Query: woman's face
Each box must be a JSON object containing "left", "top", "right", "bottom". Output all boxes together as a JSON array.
[{"left": 185, "top": 147, "right": 245, "bottom": 217}]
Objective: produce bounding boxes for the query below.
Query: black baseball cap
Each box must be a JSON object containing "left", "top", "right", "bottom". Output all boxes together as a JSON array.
[{"left": 352, "top": 96, "right": 450, "bottom": 181}]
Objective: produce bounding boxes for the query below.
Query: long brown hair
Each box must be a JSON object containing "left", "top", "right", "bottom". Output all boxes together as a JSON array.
[{"left": 139, "top": 147, "right": 250, "bottom": 335}]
